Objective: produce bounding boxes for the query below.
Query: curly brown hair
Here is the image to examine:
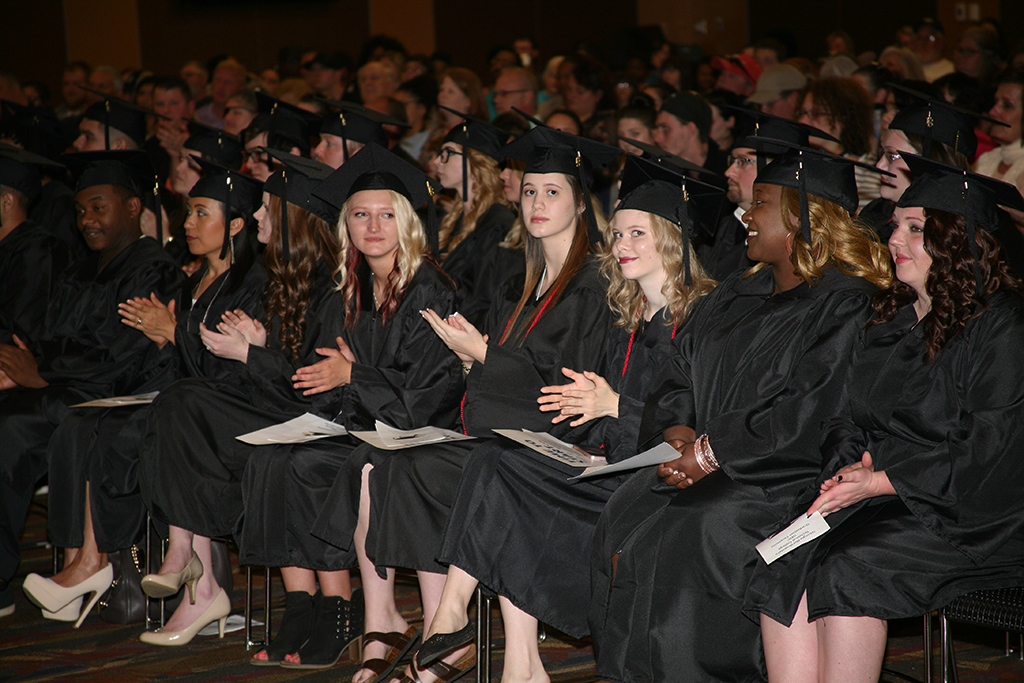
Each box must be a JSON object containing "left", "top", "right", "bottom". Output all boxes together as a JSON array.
[
  {"left": 802, "top": 77, "right": 874, "bottom": 156},
  {"left": 263, "top": 195, "right": 340, "bottom": 361},
  {"left": 871, "top": 209, "right": 1023, "bottom": 361},
  {"left": 437, "top": 148, "right": 513, "bottom": 256}
]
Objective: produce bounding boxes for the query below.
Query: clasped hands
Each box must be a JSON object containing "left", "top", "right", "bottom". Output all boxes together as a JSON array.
[
  {"left": 199, "top": 309, "right": 266, "bottom": 363},
  {"left": 292, "top": 336, "right": 356, "bottom": 395},
  {"left": 806, "top": 451, "right": 894, "bottom": 517},
  {"left": 538, "top": 367, "right": 619, "bottom": 427},
  {"left": 0, "top": 334, "right": 46, "bottom": 390}
]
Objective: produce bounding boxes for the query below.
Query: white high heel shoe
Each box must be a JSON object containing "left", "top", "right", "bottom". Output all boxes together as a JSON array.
[
  {"left": 22, "top": 564, "right": 113, "bottom": 629},
  {"left": 140, "top": 551, "right": 203, "bottom": 602},
  {"left": 139, "top": 588, "right": 230, "bottom": 646}
]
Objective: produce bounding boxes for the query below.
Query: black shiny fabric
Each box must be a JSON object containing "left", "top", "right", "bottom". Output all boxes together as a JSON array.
[
  {"left": 439, "top": 202, "right": 516, "bottom": 327},
  {"left": 0, "top": 220, "right": 70, "bottom": 345}
]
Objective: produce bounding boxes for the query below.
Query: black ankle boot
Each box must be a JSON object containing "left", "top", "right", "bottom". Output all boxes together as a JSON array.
[
  {"left": 280, "top": 588, "right": 363, "bottom": 669},
  {"left": 249, "top": 590, "right": 315, "bottom": 666}
]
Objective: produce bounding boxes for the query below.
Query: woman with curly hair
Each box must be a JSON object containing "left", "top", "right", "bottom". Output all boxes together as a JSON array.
[
  {"left": 750, "top": 155, "right": 1024, "bottom": 683},
  {"left": 413, "top": 153, "right": 718, "bottom": 683},
  {"left": 134, "top": 153, "right": 344, "bottom": 647},
  {"left": 431, "top": 109, "right": 516, "bottom": 324},
  {"left": 798, "top": 77, "right": 881, "bottom": 209},
  {"left": 589, "top": 144, "right": 894, "bottom": 683}
]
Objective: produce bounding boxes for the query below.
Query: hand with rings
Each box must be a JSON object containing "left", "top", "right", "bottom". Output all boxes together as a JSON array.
[
  {"left": 538, "top": 367, "right": 619, "bottom": 426},
  {"left": 118, "top": 293, "right": 177, "bottom": 346}
]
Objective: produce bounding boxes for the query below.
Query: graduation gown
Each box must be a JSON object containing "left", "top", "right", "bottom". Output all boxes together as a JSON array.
[
  {"left": 30, "top": 178, "right": 87, "bottom": 260},
  {"left": 311, "top": 256, "right": 613, "bottom": 575},
  {"left": 440, "top": 202, "right": 516, "bottom": 326},
  {"left": 138, "top": 261, "right": 348, "bottom": 540},
  {"left": 0, "top": 220, "right": 71, "bottom": 345},
  {"left": 239, "top": 262, "right": 464, "bottom": 570},
  {"left": 46, "top": 262, "right": 267, "bottom": 551},
  {"left": 437, "top": 310, "right": 677, "bottom": 638},
  {"left": 695, "top": 210, "right": 754, "bottom": 282},
  {"left": 746, "top": 294, "right": 1024, "bottom": 626},
  {"left": 589, "top": 267, "right": 878, "bottom": 683}
]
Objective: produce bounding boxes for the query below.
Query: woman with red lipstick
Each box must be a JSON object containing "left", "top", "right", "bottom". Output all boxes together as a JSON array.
[
  {"left": 749, "top": 156, "right": 1024, "bottom": 683},
  {"left": 589, "top": 143, "right": 893, "bottom": 683},
  {"left": 412, "top": 153, "right": 719, "bottom": 683}
]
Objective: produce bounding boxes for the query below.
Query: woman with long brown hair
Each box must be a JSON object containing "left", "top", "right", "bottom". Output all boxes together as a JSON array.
[{"left": 418, "top": 68, "right": 487, "bottom": 168}]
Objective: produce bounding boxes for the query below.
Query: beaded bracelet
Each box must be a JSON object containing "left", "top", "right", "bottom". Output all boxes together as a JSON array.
[{"left": 694, "top": 433, "right": 720, "bottom": 474}]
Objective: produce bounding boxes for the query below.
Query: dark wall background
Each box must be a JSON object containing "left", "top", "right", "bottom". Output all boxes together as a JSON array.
[{"left": 4, "top": 1, "right": 68, "bottom": 101}]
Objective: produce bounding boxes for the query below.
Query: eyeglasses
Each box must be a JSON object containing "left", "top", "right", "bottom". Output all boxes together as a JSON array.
[
  {"left": 492, "top": 89, "right": 531, "bottom": 98},
  {"left": 727, "top": 155, "right": 757, "bottom": 169},
  {"left": 878, "top": 148, "right": 902, "bottom": 164},
  {"left": 799, "top": 108, "right": 830, "bottom": 120},
  {"left": 243, "top": 149, "right": 269, "bottom": 165},
  {"left": 437, "top": 148, "right": 464, "bottom": 163}
]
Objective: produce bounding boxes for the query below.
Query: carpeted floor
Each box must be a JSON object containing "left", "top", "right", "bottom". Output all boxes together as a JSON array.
[{"left": 3, "top": 498, "right": 1023, "bottom": 682}]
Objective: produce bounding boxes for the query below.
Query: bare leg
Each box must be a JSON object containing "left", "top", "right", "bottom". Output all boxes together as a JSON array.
[
  {"left": 416, "top": 570, "right": 448, "bottom": 635},
  {"left": 281, "top": 566, "right": 316, "bottom": 594},
  {"left": 353, "top": 463, "right": 409, "bottom": 683},
  {"left": 160, "top": 533, "right": 220, "bottom": 632},
  {"left": 496, "top": 597, "right": 548, "bottom": 683},
  {"left": 817, "top": 615, "right": 887, "bottom": 683},
  {"left": 761, "top": 592, "right": 818, "bottom": 683},
  {"left": 317, "top": 569, "right": 352, "bottom": 599},
  {"left": 52, "top": 482, "right": 108, "bottom": 588},
  {"left": 423, "top": 566, "right": 478, "bottom": 641},
  {"left": 157, "top": 525, "right": 195, "bottom": 575}
]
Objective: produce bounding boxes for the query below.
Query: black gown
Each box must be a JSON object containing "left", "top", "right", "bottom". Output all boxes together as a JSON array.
[
  {"left": 0, "top": 220, "right": 71, "bottom": 345},
  {"left": 45, "top": 262, "right": 267, "bottom": 552},
  {"left": 695, "top": 210, "right": 754, "bottom": 282},
  {"left": 30, "top": 178, "right": 87, "bottom": 261},
  {"left": 589, "top": 267, "right": 878, "bottom": 683},
  {"left": 139, "top": 261, "right": 346, "bottom": 540},
  {"left": 440, "top": 202, "right": 516, "bottom": 326},
  {"left": 239, "top": 262, "right": 464, "bottom": 571},
  {"left": 310, "top": 257, "right": 613, "bottom": 576},
  {"left": 437, "top": 310, "right": 677, "bottom": 638},
  {"left": 745, "top": 294, "right": 1024, "bottom": 626}
]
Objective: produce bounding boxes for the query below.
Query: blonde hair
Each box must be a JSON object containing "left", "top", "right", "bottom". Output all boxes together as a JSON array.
[
  {"left": 746, "top": 187, "right": 892, "bottom": 289},
  {"left": 334, "top": 189, "right": 426, "bottom": 326},
  {"left": 601, "top": 211, "right": 716, "bottom": 332},
  {"left": 438, "top": 148, "right": 513, "bottom": 256}
]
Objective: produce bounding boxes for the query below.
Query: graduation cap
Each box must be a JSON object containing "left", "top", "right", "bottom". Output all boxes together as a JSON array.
[
  {"left": 262, "top": 148, "right": 337, "bottom": 261},
  {"left": 660, "top": 91, "right": 712, "bottom": 134},
  {"left": 62, "top": 149, "right": 163, "bottom": 240},
  {"left": 616, "top": 152, "right": 725, "bottom": 284},
  {"left": 618, "top": 137, "right": 717, "bottom": 177},
  {"left": 898, "top": 153, "right": 1024, "bottom": 295},
  {"left": 0, "top": 100, "right": 67, "bottom": 161},
  {"left": 316, "top": 98, "right": 407, "bottom": 164},
  {"left": 254, "top": 91, "right": 322, "bottom": 152},
  {"left": 754, "top": 139, "right": 894, "bottom": 246},
  {"left": 887, "top": 84, "right": 1003, "bottom": 159},
  {"left": 313, "top": 142, "right": 442, "bottom": 254},
  {"left": 0, "top": 148, "right": 43, "bottom": 201},
  {"left": 498, "top": 125, "right": 622, "bottom": 243},
  {"left": 79, "top": 87, "right": 164, "bottom": 149},
  {"left": 726, "top": 107, "right": 839, "bottom": 172},
  {"left": 189, "top": 155, "right": 264, "bottom": 260},
  {"left": 183, "top": 120, "right": 243, "bottom": 170},
  {"left": 439, "top": 105, "right": 511, "bottom": 199}
]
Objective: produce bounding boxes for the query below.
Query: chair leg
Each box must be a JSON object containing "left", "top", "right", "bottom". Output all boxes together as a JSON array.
[
  {"left": 923, "top": 612, "right": 932, "bottom": 683},
  {"left": 940, "top": 610, "right": 960, "bottom": 683},
  {"left": 245, "top": 566, "right": 271, "bottom": 651},
  {"left": 144, "top": 511, "right": 169, "bottom": 630},
  {"left": 476, "top": 587, "right": 493, "bottom": 683}
]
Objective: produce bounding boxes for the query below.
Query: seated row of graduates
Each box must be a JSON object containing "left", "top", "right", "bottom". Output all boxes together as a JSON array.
[{"left": 13, "top": 95, "right": 1024, "bottom": 683}]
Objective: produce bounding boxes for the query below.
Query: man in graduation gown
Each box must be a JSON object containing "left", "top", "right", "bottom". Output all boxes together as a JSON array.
[{"left": 0, "top": 150, "right": 183, "bottom": 618}]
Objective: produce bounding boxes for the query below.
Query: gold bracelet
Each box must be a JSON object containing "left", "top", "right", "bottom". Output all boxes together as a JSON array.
[{"left": 694, "top": 434, "right": 720, "bottom": 474}]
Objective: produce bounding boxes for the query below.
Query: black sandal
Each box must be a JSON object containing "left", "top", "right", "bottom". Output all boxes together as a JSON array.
[{"left": 416, "top": 620, "right": 474, "bottom": 668}]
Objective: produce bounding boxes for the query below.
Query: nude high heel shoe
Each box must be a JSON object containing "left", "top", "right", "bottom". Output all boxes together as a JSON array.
[
  {"left": 139, "top": 588, "right": 230, "bottom": 646},
  {"left": 140, "top": 551, "right": 203, "bottom": 603},
  {"left": 42, "top": 597, "right": 84, "bottom": 622},
  {"left": 22, "top": 564, "right": 113, "bottom": 629}
]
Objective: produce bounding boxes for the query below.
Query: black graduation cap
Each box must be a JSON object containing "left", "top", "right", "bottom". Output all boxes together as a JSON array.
[
  {"left": 618, "top": 137, "right": 717, "bottom": 177},
  {"left": 439, "top": 105, "right": 510, "bottom": 198},
  {"left": 498, "top": 125, "right": 622, "bottom": 243},
  {"left": 62, "top": 149, "right": 163, "bottom": 240},
  {"left": 262, "top": 148, "right": 338, "bottom": 261},
  {"left": 616, "top": 152, "right": 725, "bottom": 284},
  {"left": 316, "top": 98, "right": 407, "bottom": 163},
  {"left": 184, "top": 120, "right": 243, "bottom": 170},
  {"left": 79, "top": 87, "right": 162, "bottom": 149},
  {"left": 254, "top": 92, "right": 322, "bottom": 152},
  {"left": 726, "top": 107, "right": 839, "bottom": 172},
  {"left": 189, "top": 155, "right": 264, "bottom": 260},
  {"left": 314, "top": 142, "right": 441, "bottom": 255},
  {"left": 755, "top": 139, "right": 894, "bottom": 246},
  {"left": 0, "top": 100, "right": 67, "bottom": 161},
  {"left": 887, "top": 84, "right": 1003, "bottom": 159},
  {"left": 0, "top": 142, "right": 66, "bottom": 202}
]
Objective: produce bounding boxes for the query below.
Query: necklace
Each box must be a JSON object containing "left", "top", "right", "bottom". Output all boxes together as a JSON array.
[{"left": 191, "top": 268, "right": 229, "bottom": 332}]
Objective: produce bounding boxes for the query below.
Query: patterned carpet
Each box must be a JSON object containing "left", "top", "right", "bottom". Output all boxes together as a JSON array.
[{"left": 3, "top": 500, "right": 1023, "bottom": 682}]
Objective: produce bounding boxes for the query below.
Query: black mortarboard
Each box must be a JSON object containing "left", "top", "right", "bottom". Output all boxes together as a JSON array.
[
  {"left": 263, "top": 148, "right": 338, "bottom": 260},
  {"left": 616, "top": 152, "right": 724, "bottom": 284},
  {"left": 888, "top": 84, "right": 1003, "bottom": 159},
  {"left": 184, "top": 120, "right": 243, "bottom": 170},
  {"left": 439, "top": 105, "right": 510, "bottom": 198},
  {"left": 63, "top": 149, "right": 162, "bottom": 239},
  {"left": 898, "top": 153, "right": 1024, "bottom": 295},
  {"left": 254, "top": 92, "right": 322, "bottom": 152},
  {"left": 313, "top": 142, "right": 441, "bottom": 254},
  {"left": 755, "top": 140, "right": 893, "bottom": 245},
  {"left": 190, "top": 155, "right": 264, "bottom": 260},
  {"left": 498, "top": 125, "right": 622, "bottom": 243},
  {"left": 80, "top": 88, "right": 160, "bottom": 148},
  {"left": 726, "top": 107, "right": 838, "bottom": 171},
  {"left": 618, "top": 137, "right": 717, "bottom": 177},
  {"left": 660, "top": 91, "right": 712, "bottom": 134},
  {"left": 0, "top": 143, "right": 65, "bottom": 201},
  {"left": 0, "top": 100, "right": 67, "bottom": 161},
  {"left": 316, "top": 98, "right": 407, "bottom": 163}
]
